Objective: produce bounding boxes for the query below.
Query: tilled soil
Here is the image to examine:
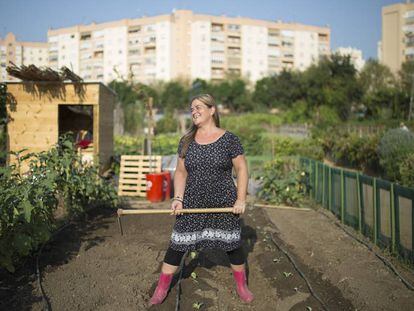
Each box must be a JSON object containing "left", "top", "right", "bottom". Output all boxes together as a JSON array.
[{"left": 1, "top": 199, "right": 413, "bottom": 311}]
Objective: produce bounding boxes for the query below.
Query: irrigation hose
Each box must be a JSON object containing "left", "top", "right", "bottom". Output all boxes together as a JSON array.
[
  {"left": 36, "top": 222, "right": 73, "bottom": 311},
  {"left": 270, "top": 234, "right": 330, "bottom": 311},
  {"left": 175, "top": 251, "right": 189, "bottom": 311}
]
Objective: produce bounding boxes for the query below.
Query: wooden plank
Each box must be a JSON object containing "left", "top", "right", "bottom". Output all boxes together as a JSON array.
[
  {"left": 121, "top": 155, "right": 162, "bottom": 160},
  {"left": 118, "top": 154, "right": 162, "bottom": 197},
  {"left": 118, "top": 185, "right": 147, "bottom": 190}
]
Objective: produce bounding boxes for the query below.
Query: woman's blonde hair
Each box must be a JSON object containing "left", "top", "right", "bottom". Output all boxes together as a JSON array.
[{"left": 179, "top": 94, "right": 220, "bottom": 158}]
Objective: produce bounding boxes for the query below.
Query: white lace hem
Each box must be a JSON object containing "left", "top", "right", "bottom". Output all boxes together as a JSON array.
[{"left": 171, "top": 228, "right": 241, "bottom": 245}]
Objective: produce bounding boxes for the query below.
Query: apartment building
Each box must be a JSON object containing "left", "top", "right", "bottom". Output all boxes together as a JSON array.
[
  {"left": 47, "top": 10, "right": 330, "bottom": 84},
  {"left": 336, "top": 47, "right": 365, "bottom": 71},
  {"left": 381, "top": 1, "right": 414, "bottom": 72},
  {"left": 0, "top": 33, "right": 49, "bottom": 81}
]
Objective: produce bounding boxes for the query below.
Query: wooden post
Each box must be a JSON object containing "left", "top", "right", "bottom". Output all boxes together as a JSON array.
[{"left": 146, "top": 97, "right": 154, "bottom": 172}]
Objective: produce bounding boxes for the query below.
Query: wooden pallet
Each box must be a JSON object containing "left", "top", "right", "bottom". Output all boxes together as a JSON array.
[{"left": 118, "top": 155, "right": 162, "bottom": 197}]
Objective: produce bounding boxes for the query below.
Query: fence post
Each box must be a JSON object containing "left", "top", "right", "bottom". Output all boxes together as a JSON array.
[
  {"left": 328, "top": 167, "right": 332, "bottom": 212},
  {"left": 357, "top": 173, "right": 362, "bottom": 233},
  {"left": 373, "top": 178, "right": 378, "bottom": 245},
  {"left": 390, "top": 183, "right": 396, "bottom": 254},
  {"left": 340, "top": 169, "right": 345, "bottom": 223},
  {"left": 315, "top": 162, "right": 319, "bottom": 202},
  {"left": 308, "top": 161, "right": 313, "bottom": 199},
  {"left": 322, "top": 164, "right": 326, "bottom": 208}
]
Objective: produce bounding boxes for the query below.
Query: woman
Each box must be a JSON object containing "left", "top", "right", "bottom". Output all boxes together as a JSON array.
[{"left": 149, "top": 94, "right": 254, "bottom": 305}]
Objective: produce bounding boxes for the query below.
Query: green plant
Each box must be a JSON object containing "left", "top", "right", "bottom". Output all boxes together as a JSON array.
[
  {"left": 0, "top": 136, "right": 117, "bottom": 272},
  {"left": 399, "top": 153, "right": 414, "bottom": 188},
  {"left": 156, "top": 114, "right": 179, "bottom": 134},
  {"left": 378, "top": 129, "right": 414, "bottom": 181},
  {"left": 257, "top": 156, "right": 308, "bottom": 206}
]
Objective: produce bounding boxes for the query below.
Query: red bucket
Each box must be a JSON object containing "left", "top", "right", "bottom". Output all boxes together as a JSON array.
[
  {"left": 146, "top": 173, "right": 164, "bottom": 202},
  {"left": 162, "top": 171, "right": 171, "bottom": 200}
]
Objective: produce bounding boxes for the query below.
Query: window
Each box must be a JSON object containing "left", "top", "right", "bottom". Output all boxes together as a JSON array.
[
  {"left": 129, "top": 26, "right": 141, "bottom": 34},
  {"left": 227, "top": 24, "right": 240, "bottom": 32},
  {"left": 80, "top": 33, "right": 92, "bottom": 40}
]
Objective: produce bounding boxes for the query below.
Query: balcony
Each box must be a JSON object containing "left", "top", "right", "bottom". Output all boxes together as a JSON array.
[
  {"left": 268, "top": 38, "right": 281, "bottom": 46},
  {"left": 403, "top": 25, "right": 414, "bottom": 34},
  {"left": 318, "top": 33, "right": 329, "bottom": 41},
  {"left": 212, "top": 23, "right": 224, "bottom": 32},
  {"left": 227, "top": 36, "right": 241, "bottom": 46},
  {"left": 80, "top": 33, "right": 92, "bottom": 41},
  {"left": 405, "top": 47, "right": 414, "bottom": 55},
  {"left": 128, "top": 26, "right": 141, "bottom": 34}
]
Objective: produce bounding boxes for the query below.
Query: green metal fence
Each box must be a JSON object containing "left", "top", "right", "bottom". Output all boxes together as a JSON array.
[{"left": 301, "top": 157, "right": 414, "bottom": 264}]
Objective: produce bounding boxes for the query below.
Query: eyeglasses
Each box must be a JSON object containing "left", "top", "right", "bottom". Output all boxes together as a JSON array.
[{"left": 190, "top": 104, "right": 210, "bottom": 113}]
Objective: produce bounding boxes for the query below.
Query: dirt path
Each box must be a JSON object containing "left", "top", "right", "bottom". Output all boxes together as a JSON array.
[{"left": 1, "top": 199, "right": 413, "bottom": 311}]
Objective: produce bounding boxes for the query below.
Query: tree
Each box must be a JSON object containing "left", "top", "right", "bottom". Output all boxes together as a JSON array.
[
  {"left": 398, "top": 61, "right": 414, "bottom": 119},
  {"left": 304, "top": 54, "right": 362, "bottom": 120},
  {"left": 211, "top": 78, "right": 253, "bottom": 112},
  {"left": 161, "top": 81, "right": 188, "bottom": 114},
  {"left": 108, "top": 80, "right": 158, "bottom": 135},
  {"left": 253, "top": 70, "right": 304, "bottom": 110}
]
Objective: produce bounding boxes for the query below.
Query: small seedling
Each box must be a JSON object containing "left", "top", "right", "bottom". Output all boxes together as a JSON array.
[
  {"left": 283, "top": 272, "right": 292, "bottom": 278},
  {"left": 272, "top": 258, "right": 280, "bottom": 263},
  {"left": 306, "top": 306, "right": 312, "bottom": 311},
  {"left": 190, "top": 251, "right": 197, "bottom": 259},
  {"left": 192, "top": 302, "right": 204, "bottom": 310},
  {"left": 191, "top": 272, "right": 197, "bottom": 279}
]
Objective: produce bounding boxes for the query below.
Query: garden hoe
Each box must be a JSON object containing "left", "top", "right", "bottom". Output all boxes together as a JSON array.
[{"left": 116, "top": 207, "right": 233, "bottom": 236}]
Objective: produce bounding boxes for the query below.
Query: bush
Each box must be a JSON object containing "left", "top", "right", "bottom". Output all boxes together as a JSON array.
[
  {"left": 115, "top": 135, "right": 144, "bottom": 155},
  {"left": 0, "top": 136, "right": 117, "bottom": 272},
  {"left": 257, "top": 156, "right": 308, "bottom": 206},
  {"left": 115, "top": 134, "right": 180, "bottom": 156},
  {"left": 156, "top": 114, "right": 179, "bottom": 134},
  {"left": 221, "top": 114, "right": 283, "bottom": 156},
  {"left": 295, "top": 138, "right": 324, "bottom": 161},
  {"left": 281, "top": 100, "right": 310, "bottom": 124},
  {"left": 378, "top": 129, "right": 414, "bottom": 181},
  {"left": 399, "top": 153, "right": 414, "bottom": 187}
]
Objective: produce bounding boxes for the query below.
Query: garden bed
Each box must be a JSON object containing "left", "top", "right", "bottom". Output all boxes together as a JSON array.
[{"left": 1, "top": 199, "right": 414, "bottom": 310}]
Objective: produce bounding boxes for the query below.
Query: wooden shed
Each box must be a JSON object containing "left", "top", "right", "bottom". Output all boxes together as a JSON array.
[{"left": 6, "top": 82, "right": 115, "bottom": 172}]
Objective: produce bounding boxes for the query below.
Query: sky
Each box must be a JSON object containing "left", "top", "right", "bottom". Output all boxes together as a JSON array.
[{"left": 0, "top": 0, "right": 404, "bottom": 60}]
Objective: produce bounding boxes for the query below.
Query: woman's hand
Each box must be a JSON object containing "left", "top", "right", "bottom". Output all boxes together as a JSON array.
[
  {"left": 171, "top": 200, "right": 183, "bottom": 215},
  {"left": 232, "top": 199, "right": 246, "bottom": 214}
]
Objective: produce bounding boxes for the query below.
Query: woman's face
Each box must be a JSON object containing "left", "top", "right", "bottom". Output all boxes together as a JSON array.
[{"left": 190, "top": 99, "right": 213, "bottom": 126}]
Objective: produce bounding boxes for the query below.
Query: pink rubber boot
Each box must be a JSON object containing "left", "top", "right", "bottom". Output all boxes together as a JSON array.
[
  {"left": 149, "top": 272, "right": 173, "bottom": 305},
  {"left": 232, "top": 269, "right": 254, "bottom": 303}
]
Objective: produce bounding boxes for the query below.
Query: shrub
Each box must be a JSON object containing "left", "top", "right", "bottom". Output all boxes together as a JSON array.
[
  {"left": 0, "top": 136, "right": 117, "bottom": 272},
  {"left": 156, "top": 114, "right": 179, "bottom": 134},
  {"left": 257, "top": 156, "right": 308, "bottom": 206},
  {"left": 378, "top": 129, "right": 414, "bottom": 181},
  {"left": 295, "top": 138, "right": 324, "bottom": 161},
  {"left": 115, "top": 134, "right": 180, "bottom": 156},
  {"left": 399, "top": 153, "right": 414, "bottom": 188}
]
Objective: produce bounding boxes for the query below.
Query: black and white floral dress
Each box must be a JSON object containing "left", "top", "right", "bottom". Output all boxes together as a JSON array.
[{"left": 169, "top": 131, "right": 245, "bottom": 252}]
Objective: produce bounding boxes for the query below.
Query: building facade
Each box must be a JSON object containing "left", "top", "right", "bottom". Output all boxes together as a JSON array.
[
  {"left": 0, "top": 33, "right": 49, "bottom": 81},
  {"left": 47, "top": 10, "right": 330, "bottom": 84},
  {"left": 381, "top": 1, "right": 414, "bottom": 73},
  {"left": 335, "top": 47, "right": 365, "bottom": 71}
]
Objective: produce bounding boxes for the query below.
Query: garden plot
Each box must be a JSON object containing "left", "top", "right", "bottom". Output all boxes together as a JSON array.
[{"left": 1, "top": 200, "right": 414, "bottom": 311}]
